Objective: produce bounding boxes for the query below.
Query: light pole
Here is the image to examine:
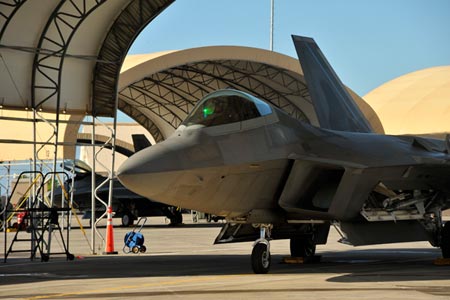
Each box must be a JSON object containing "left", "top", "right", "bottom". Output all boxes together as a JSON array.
[{"left": 270, "top": 0, "right": 274, "bottom": 51}]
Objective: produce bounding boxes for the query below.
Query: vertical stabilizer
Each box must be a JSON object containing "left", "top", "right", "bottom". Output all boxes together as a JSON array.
[
  {"left": 292, "top": 35, "right": 373, "bottom": 133},
  {"left": 132, "top": 134, "right": 151, "bottom": 152}
]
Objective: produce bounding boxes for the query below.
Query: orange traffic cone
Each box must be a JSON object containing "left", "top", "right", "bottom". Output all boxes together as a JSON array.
[{"left": 104, "top": 206, "right": 118, "bottom": 255}]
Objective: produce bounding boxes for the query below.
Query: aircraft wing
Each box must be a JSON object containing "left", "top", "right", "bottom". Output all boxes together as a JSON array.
[{"left": 292, "top": 35, "right": 374, "bottom": 133}]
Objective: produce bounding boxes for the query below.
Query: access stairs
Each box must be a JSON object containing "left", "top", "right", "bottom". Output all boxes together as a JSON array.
[{"left": 2, "top": 171, "right": 74, "bottom": 262}]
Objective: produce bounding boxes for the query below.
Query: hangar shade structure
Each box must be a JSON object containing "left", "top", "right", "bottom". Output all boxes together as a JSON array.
[
  {"left": 0, "top": 0, "right": 173, "bottom": 116},
  {"left": 364, "top": 66, "right": 450, "bottom": 137},
  {"left": 0, "top": 0, "right": 174, "bottom": 161},
  {"left": 116, "top": 46, "right": 384, "bottom": 143},
  {"left": 0, "top": 0, "right": 385, "bottom": 257},
  {"left": 0, "top": 44, "right": 385, "bottom": 160},
  {"left": 0, "top": 0, "right": 383, "bottom": 159}
]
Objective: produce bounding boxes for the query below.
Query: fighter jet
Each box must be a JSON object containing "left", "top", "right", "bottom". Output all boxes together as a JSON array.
[{"left": 118, "top": 35, "right": 450, "bottom": 273}]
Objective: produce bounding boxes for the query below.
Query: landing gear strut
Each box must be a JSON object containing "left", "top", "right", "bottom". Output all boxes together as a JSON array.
[
  {"left": 441, "top": 222, "right": 450, "bottom": 258},
  {"left": 290, "top": 236, "right": 316, "bottom": 258},
  {"left": 251, "top": 224, "right": 272, "bottom": 274}
]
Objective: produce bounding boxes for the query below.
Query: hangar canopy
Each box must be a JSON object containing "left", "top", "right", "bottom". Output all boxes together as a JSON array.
[
  {"left": 116, "top": 46, "right": 384, "bottom": 143},
  {"left": 0, "top": 0, "right": 174, "bottom": 117},
  {"left": 0, "top": 45, "right": 384, "bottom": 160},
  {"left": 0, "top": 0, "right": 383, "bottom": 161},
  {"left": 364, "top": 66, "right": 450, "bottom": 136}
]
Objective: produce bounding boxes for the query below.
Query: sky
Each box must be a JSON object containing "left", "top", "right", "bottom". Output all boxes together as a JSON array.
[{"left": 128, "top": 0, "right": 450, "bottom": 97}]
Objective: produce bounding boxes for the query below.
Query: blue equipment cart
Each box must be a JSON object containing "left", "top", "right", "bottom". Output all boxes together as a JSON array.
[{"left": 123, "top": 217, "right": 147, "bottom": 254}]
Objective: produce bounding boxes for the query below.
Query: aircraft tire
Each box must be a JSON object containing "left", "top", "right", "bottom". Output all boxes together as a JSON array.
[
  {"left": 41, "top": 254, "right": 49, "bottom": 262},
  {"left": 121, "top": 213, "right": 134, "bottom": 227},
  {"left": 251, "top": 242, "right": 271, "bottom": 274},
  {"left": 169, "top": 210, "right": 183, "bottom": 226},
  {"left": 290, "top": 236, "right": 316, "bottom": 258},
  {"left": 441, "top": 222, "right": 450, "bottom": 258}
]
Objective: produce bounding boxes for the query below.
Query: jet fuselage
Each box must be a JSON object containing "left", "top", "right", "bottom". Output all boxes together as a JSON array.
[{"left": 118, "top": 90, "right": 450, "bottom": 223}]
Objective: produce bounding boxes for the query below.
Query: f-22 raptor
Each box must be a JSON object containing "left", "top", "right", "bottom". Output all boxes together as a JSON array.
[{"left": 118, "top": 35, "right": 450, "bottom": 273}]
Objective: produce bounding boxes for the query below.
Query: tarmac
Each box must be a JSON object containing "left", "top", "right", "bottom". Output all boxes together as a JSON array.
[{"left": 1, "top": 215, "right": 450, "bottom": 300}]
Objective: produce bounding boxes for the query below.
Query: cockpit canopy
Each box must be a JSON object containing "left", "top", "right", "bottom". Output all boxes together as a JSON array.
[{"left": 182, "top": 89, "right": 272, "bottom": 127}]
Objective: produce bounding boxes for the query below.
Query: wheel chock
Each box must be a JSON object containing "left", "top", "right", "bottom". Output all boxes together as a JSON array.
[
  {"left": 433, "top": 258, "right": 450, "bottom": 266},
  {"left": 282, "top": 255, "right": 321, "bottom": 264},
  {"left": 283, "top": 256, "right": 304, "bottom": 264}
]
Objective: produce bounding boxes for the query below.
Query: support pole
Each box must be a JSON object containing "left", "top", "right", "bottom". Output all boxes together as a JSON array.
[
  {"left": 91, "top": 116, "right": 96, "bottom": 254},
  {"left": 31, "top": 109, "right": 37, "bottom": 260},
  {"left": 270, "top": 0, "right": 274, "bottom": 51},
  {"left": 104, "top": 94, "right": 118, "bottom": 255}
]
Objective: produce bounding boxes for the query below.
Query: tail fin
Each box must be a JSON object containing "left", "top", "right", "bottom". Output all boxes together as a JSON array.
[
  {"left": 292, "top": 35, "right": 373, "bottom": 133},
  {"left": 131, "top": 134, "right": 151, "bottom": 152}
]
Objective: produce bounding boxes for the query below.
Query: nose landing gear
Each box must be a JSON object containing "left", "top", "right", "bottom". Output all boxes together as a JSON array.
[{"left": 251, "top": 224, "right": 273, "bottom": 274}]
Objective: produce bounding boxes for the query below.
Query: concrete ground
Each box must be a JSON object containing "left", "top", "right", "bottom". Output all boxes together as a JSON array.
[{"left": 1, "top": 215, "right": 450, "bottom": 300}]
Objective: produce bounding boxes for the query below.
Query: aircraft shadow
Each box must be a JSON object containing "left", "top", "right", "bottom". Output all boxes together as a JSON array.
[
  {"left": 73, "top": 222, "right": 223, "bottom": 230},
  {"left": 0, "top": 247, "right": 448, "bottom": 287}
]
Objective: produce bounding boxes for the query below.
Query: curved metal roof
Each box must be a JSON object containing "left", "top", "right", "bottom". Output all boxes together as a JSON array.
[
  {"left": 117, "top": 46, "right": 384, "bottom": 142},
  {"left": 364, "top": 66, "right": 450, "bottom": 135},
  {"left": 0, "top": 2, "right": 383, "bottom": 162},
  {"left": 0, "top": 0, "right": 174, "bottom": 116}
]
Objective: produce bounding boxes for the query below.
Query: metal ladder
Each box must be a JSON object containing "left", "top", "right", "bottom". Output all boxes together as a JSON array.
[{"left": 3, "top": 171, "right": 74, "bottom": 262}]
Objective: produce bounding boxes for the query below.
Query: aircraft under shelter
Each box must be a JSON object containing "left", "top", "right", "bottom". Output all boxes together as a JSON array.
[
  {"left": 2, "top": 1, "right": 450, "bottom": 269},
  {"left": 118, "top": 36, "right": 450, "bottom": 274}
]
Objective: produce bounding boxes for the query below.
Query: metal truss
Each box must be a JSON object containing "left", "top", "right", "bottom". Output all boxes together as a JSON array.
[
  {"left": 118, "top": 60, "right": 312, "bottom": 136},
  {"left": 119, "top": 82, "right": 187, "bottom": 130},
  {"left": 0, "top": 0, "right": 26, "bottom": 41},
  {"left": 27, "top": 0, "right": 123, "bottom": 256},
  {"left": 118, "top": 99, "right": 165, "bottom": 143},
  {"left": 93, "top": 0, "right": 174, "bottom": 117},
  {"left": 32, "top": 0, "right": 106, "bottom": 110},
  {"left": 29, "top": 0, "right": 107, "bottom": 214},
  {"left": 181, "top": 61, "right": 311, "bottom": 121}
]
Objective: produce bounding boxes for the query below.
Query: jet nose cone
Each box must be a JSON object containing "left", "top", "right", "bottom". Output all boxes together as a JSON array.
[
  {"left": 118, "top": 142, "right": 180, "bottom": 176},
  {"left": 117, "top": 143, "right": 182, "bottom": 202}
]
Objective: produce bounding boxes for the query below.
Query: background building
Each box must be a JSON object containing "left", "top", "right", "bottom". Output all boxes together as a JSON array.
[{"left": 364, "top": 66, "right": 450, "bottom": 138}]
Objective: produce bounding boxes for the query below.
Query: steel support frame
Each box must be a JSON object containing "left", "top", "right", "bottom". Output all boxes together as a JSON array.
[
  {"left": 31, "top": 0, "right": 107, "bottom": 197},
  {"left": 182, "top": 61, "right": 310, "bottom": 121},
  {"left": 118, "top": 60, "right": 311, "bottom": 134},
  {"left": 32, "top": 0, "right": 106, "bottom": 110},
  {"left": 118, "top": 100, "right": 165, "bottom": 143},
  {"left": 0, "top": 0, "right": 27, "bottom": 40},
  {"left": 92, "top": 0, "right": 175, "bottom": 117},
  {"left": 29, "top": 0, "right": 106, "bottom": 255},
  {"left": 120, "top": 84, "right": 185, "bottom": 129},
  {"left": 1, "top": 0, "right": 176, "bottom": 256},
  {"left": 89, "top": 0, "right": 174, "bottom": 253}
]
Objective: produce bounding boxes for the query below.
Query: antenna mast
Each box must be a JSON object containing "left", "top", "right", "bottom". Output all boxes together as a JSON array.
[{"left": 270, "top": 0, "right": 274, "bottom": 51}]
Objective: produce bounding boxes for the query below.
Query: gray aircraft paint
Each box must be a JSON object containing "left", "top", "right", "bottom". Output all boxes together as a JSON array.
[{"left": 118, "top": 36, "right": 450, "bottom": 250}]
